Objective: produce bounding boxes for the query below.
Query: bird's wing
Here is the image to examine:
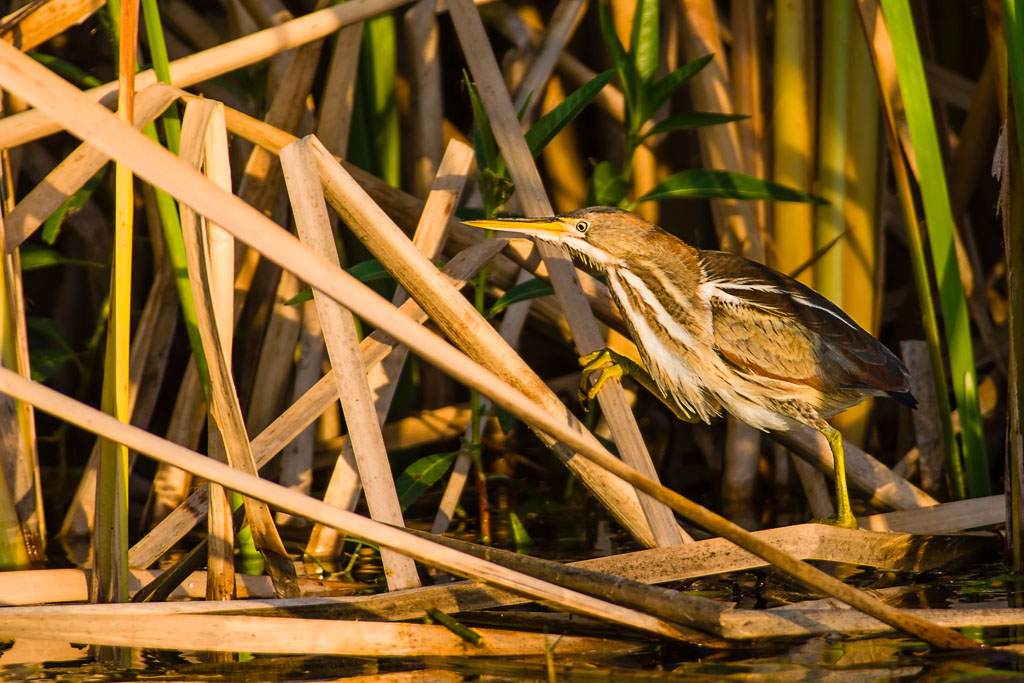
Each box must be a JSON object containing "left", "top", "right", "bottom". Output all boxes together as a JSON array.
[{"left": 698, "top": 251, "right": 910, "bottom": 393}]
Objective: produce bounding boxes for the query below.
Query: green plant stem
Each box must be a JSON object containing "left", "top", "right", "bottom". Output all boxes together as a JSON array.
[{"left": 880, "top": 0, "right": 988, "bottom": 497}]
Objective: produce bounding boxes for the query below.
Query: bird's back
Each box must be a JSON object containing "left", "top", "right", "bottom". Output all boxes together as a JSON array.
[{"left": 694, "top": 249, "right": 913, "bottom": 409}]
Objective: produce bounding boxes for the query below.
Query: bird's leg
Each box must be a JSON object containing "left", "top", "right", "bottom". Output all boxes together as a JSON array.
[
  {"left": 817, "top": 423, "right": 858, "bottom": 529},
  {"left": 578, "top": 348, "right": 699, "bottom": 423}
]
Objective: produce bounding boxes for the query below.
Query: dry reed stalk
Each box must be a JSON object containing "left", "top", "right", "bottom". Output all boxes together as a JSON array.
[
  {"left": 860, "top": 494, "right": 1002, "bottom": 534},
  {"left": 179, "top": 98, "right": 300, "bottom": 599},
  {"left": 180, "top": 99, "right": 235, "bottom": 602},
  {"left": 0, "top": 609, "right": 639, "bottom": 656},
  {"left": 311, "top": 140, "right": 473, "bottom": 553},
  {"left": 311, "top": 137, "right": 661, "bottom": 548},
  {"left": 449, "top": 0, "right": 686, "bottom": 547},
  {"left": 901, "top": 341, "right": 947, "bottom": 498},
  {"left": 130, "top": 239, "right": 507, "bottom": 568},
  {"left": 316, "top": 23, "right": 361, "bottom": 156},
  {"left": 717, "top": 606, "right": 1024, "bottom": 640},
  {"left": 0, "top": 368, "right": 702, "bottom": 641},
  {"left": 0, "top": 568, "right": 366, "bottom": 605},
  {"left": 4, "top": 83, "right": 178, "bottom": 251},
  {"left": 511, "top": 0, "right": 587, "bottom": 120},
  {"left": 92, "top": 0, "right": 139, "bottom": 611},
  {"left": 282, "top": 138, "right": 421, "bottom": 590},
  {"left": 675, "top": 0, "right": 761, "bottom": 258},
  {"left": 275, "top": 293, "right": 321, "bottom": 525},
  {"left": 404, "top": 0, "right": 443, "bottom": 197},
  {"left": 0, "top": 41, "right": 975, "bottom": 648},
  {"left": 0, "top": 0, "right": 414, "bottom": 151},
  {"left": 0, "top": 0, "right": 104, "bottom": 52},
  {"left": 244, "top": 271, "right": 302, "bottom": 436}
]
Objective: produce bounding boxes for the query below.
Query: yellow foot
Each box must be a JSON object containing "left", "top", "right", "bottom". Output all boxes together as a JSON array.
[
  {"left": 813, "top": 513, "right": 858, "bottom": 529},
  {"left": 577, "top": 348, "right": 622, "bottom": 411}
]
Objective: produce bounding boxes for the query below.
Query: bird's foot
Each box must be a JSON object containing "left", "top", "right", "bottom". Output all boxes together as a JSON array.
[
  {"left": 577, "top": 348, "right": 622, "bottom": 411},
  {"left": 812, "top": 512, "right": 858, "bottom": 529}
]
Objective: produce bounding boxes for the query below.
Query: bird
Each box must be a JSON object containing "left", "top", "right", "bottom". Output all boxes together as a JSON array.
[{"left": 464, "top": 206, "right": 916, "bottom": 528}]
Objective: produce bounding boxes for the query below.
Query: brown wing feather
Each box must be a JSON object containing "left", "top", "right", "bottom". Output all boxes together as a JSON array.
[{"left": 699, "top": 251, "right": 910, "bottom": 394}]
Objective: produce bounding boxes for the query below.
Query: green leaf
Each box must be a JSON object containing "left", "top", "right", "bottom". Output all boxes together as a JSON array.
[
  {"left": 285, "top": 289, "right": 313, "bottom": 306},
  {"left": 599, "top": 2, "right": 639, "bottom": 121},
  {"left": 395, "top": 451, "right": 459, "bottom": 511},
  {"left": 881, "top": 0, "right": 988, "bottom": 497},
  {"left": 630, "top": 169, "right": 826, "bottom": 207},
  {"left": 465, "top": 72, "right": 501, "bottom": 175},
  {"left": 478, "top": 167, "right": 515, "bottom": 212},
  {"left": 486, "top": 278, "right": 554, "bottom": 319},
  {"left": 524, "top": 70, "right": 615, "bottom": 158},
  {"left": 30, "top": 52, "right": 103, "bottom": 88},
  {"left": 630, "top": 0, "right": 660, "bottom": 84},
  {"left": 643, "top": 54, "right": 715, "bottom": 124},
  {"left": 508, "top": 511, "right": 533, "bottom": 550},
  {"left": 642, "top": 112, "right": 747, "bottom": 138},
  {"left": 286, "top": 259, "right": 395, "bottom": 305},
  {"left": 347, "top": 258, "right": 394, "bottom": 285},
  {"left": 19, "top": 244, "right": 103, "bottom": 271},
  {"left": 587, "top": 160, "right": 630, "bottom": 206},
  {"left": 42, "top": 166, "right": 107, "bottom": 244},
  {"left": 492, "top": 404, "right": 517, "bottom": 435}
]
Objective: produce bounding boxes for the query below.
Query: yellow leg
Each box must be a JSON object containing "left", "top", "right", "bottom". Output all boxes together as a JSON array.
[
  {"left": 817, "top": 424, "right": 857, "bottom": 529},
  {"left": 578, "top": 348, "right": 700, "bottom": 423}
]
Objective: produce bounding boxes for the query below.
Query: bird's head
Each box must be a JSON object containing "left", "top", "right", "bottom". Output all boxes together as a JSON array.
[{"left": 463, "top": 206, "right": 648, "bottom": 274}]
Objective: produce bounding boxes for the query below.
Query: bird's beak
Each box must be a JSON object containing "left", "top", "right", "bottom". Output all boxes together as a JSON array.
[{"left": 462, "top": 216, "right": 571, "bottom": 238}]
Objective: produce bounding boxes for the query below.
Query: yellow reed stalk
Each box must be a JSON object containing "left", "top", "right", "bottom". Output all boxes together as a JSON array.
[
  {"left": 814, "top": 0, "right": 851, "bottom": 305},
  {"left": 833, "top": 24, "right": 881, "bottom": 446},
  {"left": 94, "top": 0, "right": 137, "bottom": 610},
  {"left": 771, "top": 0, "right": 814, "bottom": 281}
]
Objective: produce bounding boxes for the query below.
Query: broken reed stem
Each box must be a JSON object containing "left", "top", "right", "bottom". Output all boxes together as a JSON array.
[{"left": 0, "top": 38, "right": 978, "bottom": 650}]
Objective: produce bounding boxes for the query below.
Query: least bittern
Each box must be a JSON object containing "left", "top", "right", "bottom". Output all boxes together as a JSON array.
[{"left": 465, "top": 207, "right": 915, "bottom": 528}]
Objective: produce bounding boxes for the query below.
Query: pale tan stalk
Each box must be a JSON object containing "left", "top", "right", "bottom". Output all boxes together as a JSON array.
[
  {"left": 4, "top": 84, "right": 179, "bottom": 252},
  {"left": 675, "top": 0, "right": 761, "bottom": 258},
  {"left": 244, "top": 271, "right": 302, "bottom": 436},
  {"left": 0, "top": 609, "right": 636, "bottom": 656},
  {"left": 179, "top": 99, "right": 299, "bottom": 599},
  {"left": 282, "top": 138, "right": 420, "bottom": 590},
  {"left": 310, "top": 140, "right": 473, "bottom": 554},
  {"left": 448, "top": 0, "right": 684, "bottom": 546},
  {"left": 2, "top": 360, "right": 982, "bottom": 648},
  {"left": 0, "top": 369, "right": 699, "bottom": 640},
  {"left": 0, "top": 43, "right": 973, "bottom": 647},
  {"left": 0, "top": 0, "right": 104, "bottom": 52},
  {"left": 511, "top": 0, "right": 586, "bottom": 119},
  {"left": 404, "top": 0, "right": 443, "bottom": 197},
  {"left": 130, "top": 240, "right": 507, "bottom": 568},
  {"left": 0, "top": 0, "right": 415, "bottom": 151},
  {"left": 275, "top": 295, "right": 322, "bottom": 526}
]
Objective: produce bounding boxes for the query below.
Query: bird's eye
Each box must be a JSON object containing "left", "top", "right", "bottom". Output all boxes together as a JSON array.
[{"left": 574, "top": 220, "right": 589, "bottom": 234}]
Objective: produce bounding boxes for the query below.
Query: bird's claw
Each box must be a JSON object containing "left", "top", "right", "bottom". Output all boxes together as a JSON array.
[{"left": 577, "top": 348, "right": 623, "bottom": 411}]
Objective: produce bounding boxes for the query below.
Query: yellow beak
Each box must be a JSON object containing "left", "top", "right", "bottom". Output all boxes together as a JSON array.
[{"left": 462, "top": 217, "right": 572, "bottom": 237}]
